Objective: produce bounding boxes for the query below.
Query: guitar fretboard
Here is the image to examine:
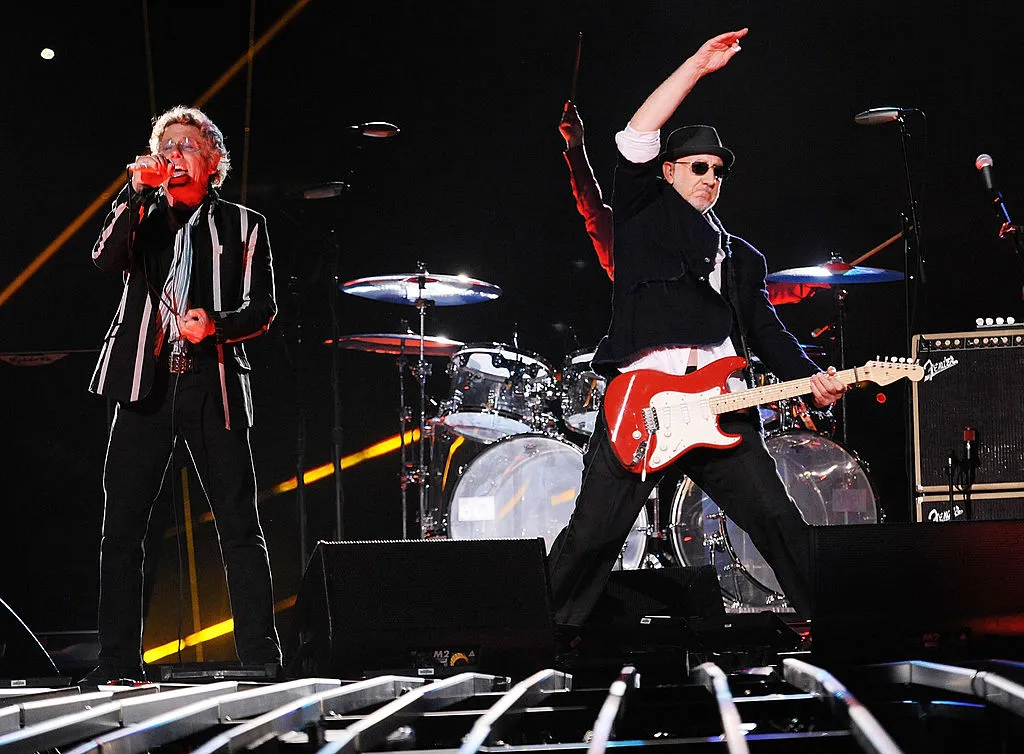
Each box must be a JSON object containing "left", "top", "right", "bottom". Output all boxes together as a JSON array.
[{"left": 708, "top": 366, "right": 865, "bottom": 415}]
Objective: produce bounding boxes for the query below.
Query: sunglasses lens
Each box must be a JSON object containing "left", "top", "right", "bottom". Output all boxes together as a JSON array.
[
  {"left": 690, "top": 162, "right": 710, "bottom": 176},
  {"left": 713, "top": 166, "right": 727, "bottom": 179}
]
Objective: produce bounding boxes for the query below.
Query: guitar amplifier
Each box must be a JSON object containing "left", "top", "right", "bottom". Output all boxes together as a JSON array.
[
  {"left": 911, "top": 329, "right": 1024, "bottom": 493},
  {"left": 915, "top": 490, "right": 1024, "bottom": 523}
]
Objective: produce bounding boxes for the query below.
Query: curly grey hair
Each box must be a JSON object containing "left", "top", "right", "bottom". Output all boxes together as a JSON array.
[{"left": 148, "top": 105, "right": 231, "bottom": 188}]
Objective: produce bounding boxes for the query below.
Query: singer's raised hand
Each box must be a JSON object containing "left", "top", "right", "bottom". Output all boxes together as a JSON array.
[{"left": 127, "top": 153, "right": 172, "bottom": 190}]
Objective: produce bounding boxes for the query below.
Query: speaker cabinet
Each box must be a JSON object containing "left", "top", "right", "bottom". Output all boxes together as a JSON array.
[
  {"left": 588, "top": 566, "right": 725, "bottom": 626},
  {"left": 809, "top": 522, "right": 1024, "bottom": 665},
  {"left": 286, "top": 538, "right": 555, "bottom": 680},
  {"left": 912, "top": 330, "right": 1024, "bottom": 492}
]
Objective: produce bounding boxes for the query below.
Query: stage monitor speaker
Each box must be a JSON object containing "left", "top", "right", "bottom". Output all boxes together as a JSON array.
[
  {"left": 0, "top": 597, "right": 61, "bottom": 682},
  {"left": 809, "top": 522, "right": 1024, "bottom": 666},
  {"left": 912, "top": 330, "right": 1024, "bottom": 493},
  {"left": 286, "top": 538, "right": 555, "bottom": 680},
  {"left": 588, "top": 566, "right": 725, "bottom": 627}
]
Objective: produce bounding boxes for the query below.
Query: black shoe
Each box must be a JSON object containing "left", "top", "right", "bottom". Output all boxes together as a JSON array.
[{"left": 76, "top": 664, "right": 146, "bottom": 688}]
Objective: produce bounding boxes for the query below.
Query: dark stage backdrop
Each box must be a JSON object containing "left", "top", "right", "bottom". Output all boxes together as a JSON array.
[{"left": 2, "top": 1, "right": 1021, "bottom": 640}]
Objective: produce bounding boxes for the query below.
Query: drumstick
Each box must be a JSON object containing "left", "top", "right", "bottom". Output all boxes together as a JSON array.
[
  {"left": 569, "top": 31, "right": 582, "bottom": 102},
  {"left": 849, "top": 230, "right": 904, "bottom": 267}
]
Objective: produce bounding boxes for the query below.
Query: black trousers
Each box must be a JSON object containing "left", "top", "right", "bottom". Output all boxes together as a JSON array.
[
  {"left": 96, "top": 361, "right": 281, "bottom": 668},
  {"left": 547, "top": 410, "right": 812, "bottom": 627}
]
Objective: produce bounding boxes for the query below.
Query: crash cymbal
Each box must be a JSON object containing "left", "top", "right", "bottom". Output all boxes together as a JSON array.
[
  {"left": 766, "top": 261, "right": 904, "bottom": 285},
  {"left": 340, "top": 273, "right": 501, "bottom": 306},
  {"left": 325, "top": 333, "right": 465, "bottom": 357}
]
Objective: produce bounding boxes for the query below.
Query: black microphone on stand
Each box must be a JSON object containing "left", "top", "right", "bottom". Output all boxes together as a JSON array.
[
  {"left": 351, "top": 121, "right": 401, "bottom": 138},
  {"left": 854, "top": 107, "right": 917, "bottom": 125},
  {"left": 962, "top": 425, "right": 978, "bottom": 477}
]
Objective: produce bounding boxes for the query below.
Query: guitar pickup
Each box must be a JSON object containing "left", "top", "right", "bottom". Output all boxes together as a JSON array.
[{"left": 642, "top": 407, "right": 659, "bottom": 433}]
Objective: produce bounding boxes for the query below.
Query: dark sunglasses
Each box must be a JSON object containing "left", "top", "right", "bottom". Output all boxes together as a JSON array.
[{"left": 674, "top": 160, "right": 729, "bottom": 180}]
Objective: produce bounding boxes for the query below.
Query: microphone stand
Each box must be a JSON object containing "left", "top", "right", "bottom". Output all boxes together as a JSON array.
[
  {"left": 290, "top": 273, "right": 310, "bottom": 568},
  {"left": 895, "top": 112, "right": 926, "bottom": 523},
  {"left": 327, "top": 227, "right": 346, "bottom": 540}
]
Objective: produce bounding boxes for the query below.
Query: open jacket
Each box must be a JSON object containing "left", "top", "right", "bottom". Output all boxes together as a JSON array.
[
  {"left": 89, "top": 183, "right": 276, "bottom": 429},
  {"left": 593, "top": 153, "right": 818, "bottom": 384}
]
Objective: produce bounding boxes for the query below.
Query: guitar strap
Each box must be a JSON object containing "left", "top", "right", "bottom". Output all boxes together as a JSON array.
[{"left": 713, "top": 213, "right": 755, "bottom": 390}]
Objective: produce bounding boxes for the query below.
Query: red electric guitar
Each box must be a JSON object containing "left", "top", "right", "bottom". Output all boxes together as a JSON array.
[{"left": 603, "top": 355, "right": 923, "bottom": 477}]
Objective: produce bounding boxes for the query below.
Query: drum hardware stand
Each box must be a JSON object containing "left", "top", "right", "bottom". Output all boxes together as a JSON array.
[
  {"left": 639, "top": 484, "right": 675, "bottom": 569},
  {"left": 411, "top": 263, "right": 435, "bottom": 540}
]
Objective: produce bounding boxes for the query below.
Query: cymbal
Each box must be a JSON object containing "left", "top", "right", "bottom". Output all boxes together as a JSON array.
[
  {"left": 340, "top": 273, "right": 502, "bottom": 306},
  {"left": 766, "top": 261, "right": 904, "bottom": 285},
  {"left": 325, "top": 333, "right": 465, "bottom": 357}
]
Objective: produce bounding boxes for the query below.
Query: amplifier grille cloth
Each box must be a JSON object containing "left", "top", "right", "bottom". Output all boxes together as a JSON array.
[{"left": 912, "top": 330, "right": 1024, "bottom": 490}]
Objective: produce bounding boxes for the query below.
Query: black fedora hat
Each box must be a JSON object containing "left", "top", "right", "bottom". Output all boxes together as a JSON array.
[{"left": 658, "top": 124, "right": 735, "bottom": 168}]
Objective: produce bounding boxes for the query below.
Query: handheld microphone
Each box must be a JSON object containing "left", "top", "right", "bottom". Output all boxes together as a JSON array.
[{"left": 854, "top": 107, "right": 915, "bottom": 126}]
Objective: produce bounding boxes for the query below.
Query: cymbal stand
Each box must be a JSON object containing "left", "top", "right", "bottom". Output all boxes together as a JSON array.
[
  {"left": 832, "top": 283, "right": 850, "bottom": 446},
  {"left": 640, "top": 483, "right": 675, "bottom": 569},
  {"left": 395, "top": 346, "right": 413, "bottom": 540},
  {"left": 410, "top": 263, "right": 434, "bottom": 539}
]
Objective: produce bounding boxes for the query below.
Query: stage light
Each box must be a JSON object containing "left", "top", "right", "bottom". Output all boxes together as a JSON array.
[{"left": 40, "top": 48, "right": 55, "bottom": 60}]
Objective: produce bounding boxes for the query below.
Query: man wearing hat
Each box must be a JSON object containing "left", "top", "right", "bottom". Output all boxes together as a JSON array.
[{"left": 547, "top": 28, "right": 847, "bottom": 645}]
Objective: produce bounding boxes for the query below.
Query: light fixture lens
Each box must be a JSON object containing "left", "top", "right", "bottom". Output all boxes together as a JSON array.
[{"left": 40, "top": 48, "right": 55, "bottom": 60}]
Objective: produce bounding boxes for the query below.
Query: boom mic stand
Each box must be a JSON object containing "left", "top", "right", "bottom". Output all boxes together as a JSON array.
[{"left": 857, "top": 107, "right": 927, "bottom": 521}]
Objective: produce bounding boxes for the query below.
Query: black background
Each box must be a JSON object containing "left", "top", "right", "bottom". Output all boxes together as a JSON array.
[{"left": 2, "top": 1, "right": 1021, "bottom": 639}]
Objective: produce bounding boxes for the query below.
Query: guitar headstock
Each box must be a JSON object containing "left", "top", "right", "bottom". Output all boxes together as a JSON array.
[{"left": 858, "top": 358, "right": 924, "bottom": 385}]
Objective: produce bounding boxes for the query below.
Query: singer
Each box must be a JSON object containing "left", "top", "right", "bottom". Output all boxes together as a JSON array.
[
  {"left": 546, "top": 29, "right": 848, "bottom": 655},
  {"left": 80, "top": 106, "right": 281, "bottom": 686}
]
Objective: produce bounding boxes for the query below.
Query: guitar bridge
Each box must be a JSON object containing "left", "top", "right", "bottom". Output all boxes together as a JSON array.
[{"left": 642, "top": 407, "right": 659, "bottom": 433}]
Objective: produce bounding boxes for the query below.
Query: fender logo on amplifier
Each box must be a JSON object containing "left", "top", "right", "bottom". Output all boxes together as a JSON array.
[{"left": 922, "top": 355, "right": 958, "bottom": 382}]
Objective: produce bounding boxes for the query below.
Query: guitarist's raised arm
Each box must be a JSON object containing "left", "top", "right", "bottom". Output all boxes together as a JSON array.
[{"left": 628, "top": 28, "right": 747, "bottom": 133}]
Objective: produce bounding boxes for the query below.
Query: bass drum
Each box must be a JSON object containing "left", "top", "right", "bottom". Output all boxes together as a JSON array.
[
  {"left": 668, "top": 430, "right": 877, "bottom": 611},
  {"left": 446, "top": 433, "right": 647, "bottom": 569}
]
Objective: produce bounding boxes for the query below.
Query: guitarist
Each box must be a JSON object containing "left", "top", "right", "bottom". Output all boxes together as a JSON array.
[{"left": 547, "top": 28, "right": 848, "bottom": 646}]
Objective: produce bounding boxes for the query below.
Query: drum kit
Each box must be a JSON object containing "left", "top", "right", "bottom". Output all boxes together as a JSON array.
[{"left": 338, "top": 256, "right": 898, "bottom": 612}]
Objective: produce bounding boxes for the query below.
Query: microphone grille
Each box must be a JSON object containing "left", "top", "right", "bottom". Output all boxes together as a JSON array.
[{"left": 975, "top": 153, "right": 994, "bottom": 170}]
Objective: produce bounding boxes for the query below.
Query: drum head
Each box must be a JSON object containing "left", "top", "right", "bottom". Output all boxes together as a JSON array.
[
  {"left": 668, "top": 430, "right": 876, "bottom": 609},
  {"left": 451, "top": 343, "right": 553, "bottom": 379},
  {"left": 447, "top": 433, "right": 646, "bottom": 568}
]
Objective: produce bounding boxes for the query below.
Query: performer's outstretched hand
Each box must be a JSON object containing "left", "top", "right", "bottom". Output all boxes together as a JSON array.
[{"left": 690, "top": 28, "right": 748, "bottom": 77}]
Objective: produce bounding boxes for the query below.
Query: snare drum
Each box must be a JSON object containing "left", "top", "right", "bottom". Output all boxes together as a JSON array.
[
  {"left": 560, "top": 349, "right": 606, "bottom": 436},
  {"left": 667, "top": 430, "right": 877, "bottom": 611},
  {"left": 444, "top": 433, "right": 647, "bottom": 568},
  {"left": 439, "top": 343, "right": 557, "bottom": 443}
]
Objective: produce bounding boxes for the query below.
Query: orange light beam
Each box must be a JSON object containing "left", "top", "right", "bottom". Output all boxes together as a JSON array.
[
  {"left": 0, "top": 0, "right": 313, "bottom": 309},
  {"left": 259, "top": 428, "right": 420, "bottom": 502},
  {"left": 143, "top": 595, "right": 297, "bottom": 664}
]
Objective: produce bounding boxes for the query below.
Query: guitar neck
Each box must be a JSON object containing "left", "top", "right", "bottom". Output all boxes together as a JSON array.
[{"left": 709, "top": 366, "right": 863, "bottom": 415}]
